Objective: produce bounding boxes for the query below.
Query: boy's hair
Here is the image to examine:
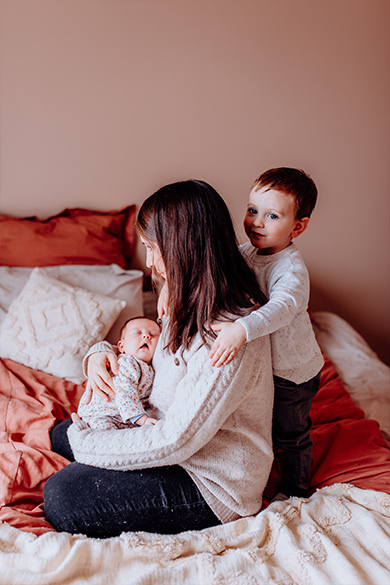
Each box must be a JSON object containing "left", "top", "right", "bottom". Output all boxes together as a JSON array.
[
  {"left": 119, "top": 316, "right": 160, "bottom": 339},
  {"left": 252, "top": 167, "right": 318, "bottom": 219},
  {"left": 136, "top": 179, "right": 267, "bottom": 353}
]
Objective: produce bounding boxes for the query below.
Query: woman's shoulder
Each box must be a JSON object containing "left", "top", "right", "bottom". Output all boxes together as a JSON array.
[
  {"left": 154, "top": 320, "right": 271, "bottom": 371},
  {"left": 188, "top": 330, "right": 272, "bottom": 373}
]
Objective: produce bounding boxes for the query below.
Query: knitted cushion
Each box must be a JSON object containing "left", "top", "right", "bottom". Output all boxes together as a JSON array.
[{"left": 0, "top": 268, "right": 125, "bottom": 382}]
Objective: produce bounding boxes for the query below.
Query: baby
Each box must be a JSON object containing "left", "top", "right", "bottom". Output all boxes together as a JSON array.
[{"left": 78, "top": 316, "right": 161, "bottom": 429}]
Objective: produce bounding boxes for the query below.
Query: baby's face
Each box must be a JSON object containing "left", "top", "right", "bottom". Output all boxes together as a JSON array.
[{"left": 118, "top": 318, "right": 161, "bottom": 364}]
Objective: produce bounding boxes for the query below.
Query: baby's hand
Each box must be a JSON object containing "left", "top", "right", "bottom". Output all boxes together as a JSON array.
[
  {"left": 70, "top": 412, "right": 89, "bottom": 430},
  {"left": 209, "top": 321, "right": 247, "bottom": 367},
  {"left": 136, "top": 414, "right": 157, "bottom": 426}
]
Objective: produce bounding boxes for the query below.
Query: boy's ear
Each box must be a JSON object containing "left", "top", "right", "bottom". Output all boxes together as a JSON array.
[
  {"left": 291, "top": 217, "right": 310, "bottom": 239},
  {"left": 117, "top": 340, "right": 124, "bottom": 353}
]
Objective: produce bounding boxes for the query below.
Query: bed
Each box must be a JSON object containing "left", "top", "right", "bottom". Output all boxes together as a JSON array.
[{"left": 0, "top": 207, "right": 389, "bottom": 585}]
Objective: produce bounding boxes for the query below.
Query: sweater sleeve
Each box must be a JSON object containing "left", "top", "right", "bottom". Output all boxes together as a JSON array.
[
  {"left": 68, "top": 336, "right": 269, "bottom": 471},
  {"left": 237, "top": 256, "right": 310, "bottom": 342}
]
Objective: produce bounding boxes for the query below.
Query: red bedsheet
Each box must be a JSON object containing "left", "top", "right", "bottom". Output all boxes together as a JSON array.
[
  {"left": 0, "top": 355, "right": 389, "bottom": 535},
  {"left": 0, "top": 358, "right": 84, "bottom": 534}
]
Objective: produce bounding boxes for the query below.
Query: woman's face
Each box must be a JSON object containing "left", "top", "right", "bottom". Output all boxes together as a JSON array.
[{"left": 140, "top": 236, "right": 166, "bottom": 279}]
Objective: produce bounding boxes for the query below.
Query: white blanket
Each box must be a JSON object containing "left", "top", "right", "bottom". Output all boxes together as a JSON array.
[{"left": 1, "top": 484, "right": 389, "bottom": 585}]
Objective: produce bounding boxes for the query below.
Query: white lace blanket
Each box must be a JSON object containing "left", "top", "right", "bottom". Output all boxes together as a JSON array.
[{"left": 1, "top": 484, "right": 389, "bottom": 585}]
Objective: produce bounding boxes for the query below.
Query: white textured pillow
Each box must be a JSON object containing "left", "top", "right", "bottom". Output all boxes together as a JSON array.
[
  {"left": 0, "top": 264, "right": 144, "bottom": 343},
  {"left": 0, "top": 268, "right": 125, "bottom": 382}
]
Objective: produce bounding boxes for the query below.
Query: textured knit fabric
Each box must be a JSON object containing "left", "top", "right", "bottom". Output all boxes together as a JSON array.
[
  {"left": 237, "top": 242, "right": 324, "bottom": 384},
  {"left": 77, "top": 354, "right": 154, "bottom": 429},
  {"left": 68, "top": 324, "right": 274, "bottom": 524}
]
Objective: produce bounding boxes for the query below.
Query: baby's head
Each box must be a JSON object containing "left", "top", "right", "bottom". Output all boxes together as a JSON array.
[
  {"left": 117, "top": 317, "right": 161, "bottom": 364},
  {"left": 244, "top": 167, "right": 318, "bottom": 255}
]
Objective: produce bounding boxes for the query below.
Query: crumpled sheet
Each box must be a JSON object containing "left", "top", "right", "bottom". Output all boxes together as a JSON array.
[
  {"left": 312, "top": 311, "right": 390, "bottom": 442},
  {"left": 0, "top": 483, "right": 389, "bottom": 585}
]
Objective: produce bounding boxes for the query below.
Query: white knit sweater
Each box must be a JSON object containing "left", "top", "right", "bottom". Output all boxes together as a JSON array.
[
  {"left": 237, "top": 242, "right": 324, "bottom": 383},
  {"left": 68, "top": 325, "right": 274, "bottom": 524}
]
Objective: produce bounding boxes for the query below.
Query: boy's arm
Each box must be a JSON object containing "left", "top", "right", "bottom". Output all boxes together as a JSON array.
[
  {"left": 237, "top": 261, "right": 310, "bottom": 342},
  {"left": 210, "top": 260, "right": 310, "bottom": 365}
]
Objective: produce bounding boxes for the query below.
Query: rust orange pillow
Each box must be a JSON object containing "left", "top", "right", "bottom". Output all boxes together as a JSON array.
[{"left": 0, "top": 206, "right": 136, "bottom": 268}]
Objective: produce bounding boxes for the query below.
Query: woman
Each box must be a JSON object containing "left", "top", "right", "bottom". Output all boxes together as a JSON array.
[{"left": 44, "top": 180, "right": 274, "bottom": 538}]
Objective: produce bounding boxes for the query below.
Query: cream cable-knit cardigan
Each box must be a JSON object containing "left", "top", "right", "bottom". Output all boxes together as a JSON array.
[{"left": 68, "top": 325, "right": 274, "bottom": 524}]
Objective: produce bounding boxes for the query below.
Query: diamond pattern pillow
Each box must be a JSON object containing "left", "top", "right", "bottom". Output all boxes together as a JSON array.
[{"left": 0, "top": 268, "right": 125, "bottom": 382}]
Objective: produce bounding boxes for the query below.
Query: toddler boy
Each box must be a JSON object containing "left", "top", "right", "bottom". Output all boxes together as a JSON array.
[{"left": 210, "top": 167, "right": 324, "bottom": 499}]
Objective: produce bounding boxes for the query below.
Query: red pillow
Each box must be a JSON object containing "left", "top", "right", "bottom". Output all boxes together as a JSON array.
[{"left": 0, "top": 206, "right": 136, "bottom": 268}]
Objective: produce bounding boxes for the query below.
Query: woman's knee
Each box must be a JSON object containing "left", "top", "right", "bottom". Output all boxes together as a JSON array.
[{"left": 43, "top": 463, "right": 89, "bottom": 533}]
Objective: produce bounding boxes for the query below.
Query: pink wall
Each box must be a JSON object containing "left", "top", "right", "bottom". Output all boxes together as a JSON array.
[{"left": 1, "top": 0, "right": 389, "bottom": 364}]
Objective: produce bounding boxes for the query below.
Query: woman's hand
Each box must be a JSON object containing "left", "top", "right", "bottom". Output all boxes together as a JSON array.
[
  {"left": 209, "top": 321, "right": 247, "bottom": 367},
  {"left": 84, "top": 351, "right": 119, "bottom": 404}
]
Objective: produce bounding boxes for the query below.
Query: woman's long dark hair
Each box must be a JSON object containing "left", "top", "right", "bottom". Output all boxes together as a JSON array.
[{"left": 136, "top": 180, "right": 267, "bottom": 353}]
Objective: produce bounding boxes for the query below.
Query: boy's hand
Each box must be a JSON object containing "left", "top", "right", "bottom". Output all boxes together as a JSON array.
[
  {"left": 157, "top": 282, "right": 169, "bottom": 320},
  {"left": 209, "top": 321, "right": 247, "bottom": 367}
]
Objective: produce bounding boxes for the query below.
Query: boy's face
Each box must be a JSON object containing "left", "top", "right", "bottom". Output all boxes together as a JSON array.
[
  {"left": 244, "top": 186, "right": 309, "bottom": 255},
  {"left": 117, "top": 318, "right": 160, "bottom": 364}
]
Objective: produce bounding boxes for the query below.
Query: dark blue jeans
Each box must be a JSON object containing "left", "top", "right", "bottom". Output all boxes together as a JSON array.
[
  {"left": 272, "top": 372, "right": 321, "bottom": 497},
  {"left": 44, "top": 419, "right": 221, "bottom": 538}
]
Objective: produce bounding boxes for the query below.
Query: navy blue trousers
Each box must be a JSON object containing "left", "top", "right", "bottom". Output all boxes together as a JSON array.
[
  {"left": 43, "top": 419, "right": 221, "bottom": 538},
  {"left": 272, "top": 372, "right": 321, "bottom": 497}
]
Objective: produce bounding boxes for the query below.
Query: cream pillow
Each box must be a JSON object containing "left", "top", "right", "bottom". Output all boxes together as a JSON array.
[
  {"left": 0, "top": 264, "right": 144, "bottom": 343},
  {"left": 0, "top": 268, "right": 125, "bottom": 382}
]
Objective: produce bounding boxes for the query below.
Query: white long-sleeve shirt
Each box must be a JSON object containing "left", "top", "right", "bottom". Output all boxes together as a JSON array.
[
  {"left": 237, "top": 242, "right": 324, "bottom": 384},
  {"left": 68, "top": 323, "right": 274, "bottom": 524}
]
